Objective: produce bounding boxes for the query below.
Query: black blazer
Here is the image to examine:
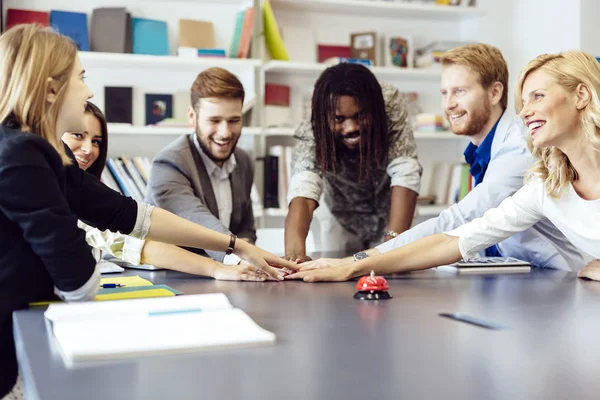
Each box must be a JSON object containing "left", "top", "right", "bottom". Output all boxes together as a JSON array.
[{"left": 0, "top": 124, "right": 138, "bottom": 396}]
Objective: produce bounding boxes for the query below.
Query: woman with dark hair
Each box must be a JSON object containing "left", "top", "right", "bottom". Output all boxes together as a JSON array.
[
  {"left": 62, "top": 102, "right": 107, "bottom": 179},
  {"left": 284, "top": 63, "right": 422, "bottom": 261},
  {"left": 62, "top": 103, "right": 268, "bottom": 281}
]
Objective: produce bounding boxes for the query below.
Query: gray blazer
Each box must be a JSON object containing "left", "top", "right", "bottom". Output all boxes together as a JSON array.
[{"left": 146, "top": 133, "right": 256, "bottom": 262}]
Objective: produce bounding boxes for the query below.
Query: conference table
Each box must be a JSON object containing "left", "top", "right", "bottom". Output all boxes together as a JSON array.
[{"left": 13, "top": 258, "right": 600, "bottom": 400}]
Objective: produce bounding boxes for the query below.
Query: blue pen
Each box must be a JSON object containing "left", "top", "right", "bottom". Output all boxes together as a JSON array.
[{"left": 100, "top": 283, "right": 126, "bottom": 288}]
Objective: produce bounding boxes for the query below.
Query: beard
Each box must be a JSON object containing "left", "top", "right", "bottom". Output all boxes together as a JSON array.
[
  {"left": 196, "top": 127, "right": 239, "bottom": 164},
  {"left": 447, "top": 98, "right": 492, "bottom": 137}
]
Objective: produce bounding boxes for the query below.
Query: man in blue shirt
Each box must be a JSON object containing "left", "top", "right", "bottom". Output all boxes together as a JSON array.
[{"left": 301, "top": 43, "right": 583, "bottom": 271}]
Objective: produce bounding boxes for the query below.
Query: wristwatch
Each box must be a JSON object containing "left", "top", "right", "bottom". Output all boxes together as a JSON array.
[{"left": 353, "top": 251, "right": 369, "bottom": 262}]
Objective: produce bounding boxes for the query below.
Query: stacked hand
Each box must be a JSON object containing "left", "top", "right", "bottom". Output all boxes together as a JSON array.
[
  {"left": 285, "top": 257, "right": 354, "bottom": 282},
  {"left": 577, "top": 259, "right": 600, "bottom": 281},
  {"left": 236, "top": 241, "right": 300, "bottom": 280}
]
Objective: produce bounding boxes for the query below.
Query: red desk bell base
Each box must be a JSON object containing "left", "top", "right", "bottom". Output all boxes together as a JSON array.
[{"left": 353, "top": 290, "right": 392, "bottom": 300}]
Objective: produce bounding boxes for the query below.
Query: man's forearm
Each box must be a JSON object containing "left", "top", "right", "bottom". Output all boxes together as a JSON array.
[
  {"left": 387, "top": 186, "right": 418, "bottom": 237},
  {"left": 285, "top": 198, "right": 317, "bottom": 257}
]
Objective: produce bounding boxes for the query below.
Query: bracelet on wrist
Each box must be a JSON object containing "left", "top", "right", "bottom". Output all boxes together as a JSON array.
[{"left": 226, "top": 234, "right": 237, "bottom": 255}]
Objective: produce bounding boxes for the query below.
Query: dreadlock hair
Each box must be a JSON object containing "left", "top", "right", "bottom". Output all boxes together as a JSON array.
[{"left": 311, "top": 63, "right": 388, "bottom": 180}]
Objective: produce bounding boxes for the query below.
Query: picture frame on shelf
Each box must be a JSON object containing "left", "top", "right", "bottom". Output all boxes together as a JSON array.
[{"left": 383, "top": 34, "right": 413, "bottom": 69}]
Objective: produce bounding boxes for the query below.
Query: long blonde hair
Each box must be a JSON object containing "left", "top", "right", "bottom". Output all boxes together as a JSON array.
[
  {"left": 516, "top": 51, "right": 600, "bottom": 198},
  {"left": 0, "top": 24, "right": 78, "bottom": 165}
]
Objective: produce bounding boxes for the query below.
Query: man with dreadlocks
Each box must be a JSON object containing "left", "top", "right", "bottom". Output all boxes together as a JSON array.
[{"left": 284, "top": 63, "right": 422, "bottom": 262}]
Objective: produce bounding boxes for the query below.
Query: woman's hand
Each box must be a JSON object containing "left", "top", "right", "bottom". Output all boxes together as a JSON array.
[
  {"left": 213, "top": 264, "right": 269, "bottom": 282},
  {"left": 578, "top": 260, "right": 600, "bottom": 281},
  {"left": 286, "top": 263, "right": 357, "bottom": 282},
  {"left": 235, "top": 240, "right": 300, "bottom": 280},
  {"left": 298, "top": 257, "right": 346, "bottom": 271}
]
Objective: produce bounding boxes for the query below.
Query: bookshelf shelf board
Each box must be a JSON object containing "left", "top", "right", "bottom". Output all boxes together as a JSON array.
[
  {"left": 263, "top": 61, "right": 441, "bottom": 80},
  {"left": 265, "top": 127, "right": 296, "bottom": 136},
  {"left": 415, "top": 204, "right": 450, "bottom": 217},
  {"left": 107, "top": 124, "right": 262, "bottom": 136},
  {"left": 269, "top": 0, "right": 485, "bottom": 20},
  {"left": 79, "top": 51, "right": 262, "bottom": 70},
  {"left": 264, "top": 208, "right": 289, "bottom": 217},
  {"left": 413, "top": 131, "right": 468, "bottom": 140}
]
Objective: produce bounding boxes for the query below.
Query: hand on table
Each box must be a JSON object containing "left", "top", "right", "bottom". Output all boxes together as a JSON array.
[
  {"left": 236, "top": 241, "right": 300, "bottom": 280},
  {"left": 286, "top": 263, "right": 356, "bottom": 282},
  {"left": 578, "top": 260, "right": 600, "bottom": 281},
  {"left": 213, "top": 264, "right": 268, "bottom": 282},
  {"left": 297, "top": 258, "right": 345, "bottom": 271},
  {"left": 283, "top": 253, "right": 312, "bottom": 264}
]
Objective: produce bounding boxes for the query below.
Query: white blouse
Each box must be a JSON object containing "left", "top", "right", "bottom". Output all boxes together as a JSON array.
[{"left": 446, "top": 179, "right": 600, "bottom": 267}]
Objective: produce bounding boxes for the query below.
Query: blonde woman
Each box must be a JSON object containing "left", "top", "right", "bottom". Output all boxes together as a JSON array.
[
  {"left": 288, "top": 50, "right": 600, "bottom": 282},
  {"left": 0, "top": 25, "right": 296, "bottom": 399}
]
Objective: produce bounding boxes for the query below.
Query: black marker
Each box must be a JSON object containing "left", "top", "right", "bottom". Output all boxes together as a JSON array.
[{"left": 439, "top": 312, "right": 507, "bottom": 330}]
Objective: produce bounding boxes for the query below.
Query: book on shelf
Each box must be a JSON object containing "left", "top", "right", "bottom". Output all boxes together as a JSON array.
[
  {"left": 350, "top": 31, "right": 378, "bottom": 65},
  {"left": 131, "top": 17, "right": 169, "bottom": 56},
  {"left": 104, "top": 156, "right": 152, "bottom": 202},
  {"left": 45, "top": 293, "right": 276, "bottom": 365},
  {"left": 178, "top": 19, "right": 215, "bottom": 50},
  {"left": 228, "top": 5, "right": 255, "bottom": 59},
  {"left": 424, "top": 162, "right": 472, "bottom": 211},
  {"left": 91, "top": 8, "right": 131, "bottom": 53},
  {"left": 145, "top": 94, "right": 173, "bottom": 125},
  {"left": 6, "top": 8, "right": 49, "bottom": 30},
  {"left": 49, "top": 10, "right": 89, "bottom": 51},
  {"left": 105, "top": 86, "right": 133, "bottom": 124},
  {"left": 178, "top": 47, "right": 227, "bottom": 58},
  {"left": 263, "top": 145, "right": 293, "bottom": 210}
]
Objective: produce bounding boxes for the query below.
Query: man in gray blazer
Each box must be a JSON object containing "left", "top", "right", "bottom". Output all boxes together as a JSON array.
[{"left": 146, "top": 67, "right": 256, "bottom": 265}]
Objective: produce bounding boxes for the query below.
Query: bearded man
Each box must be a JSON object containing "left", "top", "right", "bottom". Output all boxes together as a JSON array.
[{"left": 147, "top": 67, "right": 256, "bottom": 264}]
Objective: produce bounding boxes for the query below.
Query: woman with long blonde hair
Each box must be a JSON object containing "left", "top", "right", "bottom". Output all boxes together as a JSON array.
[
  {"left": 288, "top": 50, "right": 600, "bottom": 282},
  {"left": 0, "top": 24, "right": 296, "bottom": 399}
]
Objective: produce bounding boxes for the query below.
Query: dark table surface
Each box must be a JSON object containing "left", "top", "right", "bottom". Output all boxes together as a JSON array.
[{"left": 13, "top": 265, "right": 600, "bottom": 400}]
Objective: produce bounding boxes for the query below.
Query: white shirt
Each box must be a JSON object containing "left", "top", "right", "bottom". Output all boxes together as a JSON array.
[
  {"left": 194, "top": 135, "right": 241, "bottom": 265},
  {"left": 445, "top": 179, "right": 600, "bottom": 271},
  {"left": 376, "top": 113, "right": 583, "bottom": 270}
]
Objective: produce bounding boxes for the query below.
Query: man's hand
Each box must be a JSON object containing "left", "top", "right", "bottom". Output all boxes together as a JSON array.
[
  {"left": 578, "top": 260, "right": 600, "bottom": 281},
  {"left": 298, "top": 257, "right": 345, "bottom": 271},
  {"left": 283, "top": 253, "right": 312, "bottom": 263}
]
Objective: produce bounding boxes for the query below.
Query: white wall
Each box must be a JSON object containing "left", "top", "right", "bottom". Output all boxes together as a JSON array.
[{"left": 580, "top": 0, "right": 600, "bottom": 56}]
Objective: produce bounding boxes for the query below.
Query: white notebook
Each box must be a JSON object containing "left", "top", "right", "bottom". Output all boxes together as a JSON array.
[
  {"left": 437, "top": 257, "right": 531, "bottom": 275},
  {"left": 45, "top": 294, "right": 276, "bottom": 365}
]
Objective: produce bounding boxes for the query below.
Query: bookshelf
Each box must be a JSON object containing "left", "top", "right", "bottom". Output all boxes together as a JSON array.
[{"left": 269, "top": 0, "right": 486, "bottom": 20}]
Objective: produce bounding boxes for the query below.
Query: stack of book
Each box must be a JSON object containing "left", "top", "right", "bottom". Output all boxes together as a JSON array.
[
  {"left": 103, "top": 156, "right": 151, "bottom": 202},
  {"left": 416, "top": 113, "right": 447, "bottom": 133}
]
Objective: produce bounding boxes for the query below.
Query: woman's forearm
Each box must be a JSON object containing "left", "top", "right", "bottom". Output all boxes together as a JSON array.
[
  {"left": 349, "top": 234, "right": 463, "bottom": 278},
  {"left": 146, "top": 208, "right": 231, "bottom": 253},
  {"left": 140, "top": 240, "right": 220, "bottom": 277}
]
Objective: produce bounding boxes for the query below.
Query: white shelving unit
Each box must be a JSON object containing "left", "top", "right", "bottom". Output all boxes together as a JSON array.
[{"left": 269, "top": 0, "right": 485, "bottom": 20}]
